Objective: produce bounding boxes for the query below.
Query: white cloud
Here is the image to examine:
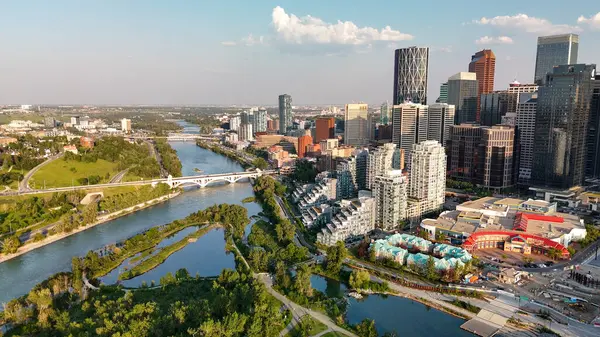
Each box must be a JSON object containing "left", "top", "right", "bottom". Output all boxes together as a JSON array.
[
  {"left": 578, "top": 12, "right": 600, "bottom": 29},
  {"left": 475, "top": 36, "right": 514, "bottom": 45},
  {"left": 242, "top": 34, "right": 266, "bottom": 46},
  {"left": 474, "top": 14, "right": 581, "bottom": 34},
  {"left": 221, "top": 41, "right": 237, "bottom": 46},
  {"left": 271, "top": 6, "right": 413, "bottom": 46}
]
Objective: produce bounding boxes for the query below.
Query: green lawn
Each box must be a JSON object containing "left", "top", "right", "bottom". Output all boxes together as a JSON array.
[
  {"left": 285, "top": 315, "right": 328, "bottom": 337},
  {"left": 0, "top": 168, "right": 28, "bottom": 190},
  {"left": 321, "top": 332, "right": 350, "bottom": 337},
  {"left": 31, "top": 159, "right": 118, "bottom": 188}
]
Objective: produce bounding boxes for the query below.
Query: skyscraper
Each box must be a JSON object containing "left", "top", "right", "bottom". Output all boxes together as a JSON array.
[
  {"left": 531, "top": 64, "right": 596, "bottom": 189},
  {"left": 391, "top": 103, "right": 428, "bottom": 162},
  {"left": 447, "top": 124, "right": 483, "bottom": 182},
  {"left": 516, "top": 92, "right": 538, "bottom": 184},
  {"left": 315, "top": 117, "right": 335, "bottom": 143},
  {"left": 373, "top": 170, "right": 407, "bottom": 230},
  {"left": 479, "top": 125, "right": 515, "bottom": 189},
  {"left": 367, "top": 143, "right": 397, "bottom": 190},
  {"left": 254, "top": 108, "right": 268, "bottom": 133},
  {"left": 427, "top": 103, "right": 455, "bottom": 146},
  {"left": 278, "top": 94, "right": 293, "bottom": 134},
  {"left": 506, "top": 81, "right": 539, "bottom": 114},
  {"left": 408, "top": 140, "right": 446, "bottom": 214},
  {"left": 393, "top": 47, "right": 429, "bottom": 105},
  {"left": 238, "top": 123, "right": 253, "bottom": 141},
  {"left": 469, "top": 50, "right": 496, "bottom": 122},
  {"left": 229, "top": 116, "right": 241, "bottom": 131},
  {"left": 480, "top": 91, "right": 508, "bottom": 126},
  {"left": 380, "top": 101, "right": 391, "bottom": 125},
  {"left": 437, "top": 83, "right": 448, "bottom": 103},
  {"left": 336, "top": 157, "right": 358, "bottom": 199},
  {"left": 447, "top": 72, "right": 478, "bottom": 124},
  {"left": 344, "top": 103, "right": 369, "bottom": 146},
  {"left": 534, "top": 34, "right": 579, "bottom": 85},
  {"left": 297, "top": 135, "right": 313, "bottom": 158},
  {"left": 586, "top": 75, "right": 600, "bottom": 178}
]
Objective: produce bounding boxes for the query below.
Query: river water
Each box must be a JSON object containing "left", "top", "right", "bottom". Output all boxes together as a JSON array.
[{"left": 0, "top": 121, "right": 472, "bottom": 336}]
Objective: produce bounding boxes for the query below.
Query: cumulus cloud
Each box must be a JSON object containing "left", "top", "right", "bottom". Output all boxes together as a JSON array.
[
  {"left": 241, "top": 34, "right": 266, "bottom": 46},
  {"left": 578, "top": 12, "right": 600, "bottom": 29},
  {"left": 271, "top": 6, "right": 413, "bottom": 46},
  {"left": 473, "top": 14, "right": 581, "bottom": 34},
  {"left": 221, "top": 41, "right": 237, "bottom": 46},
  {"left": 475, "top": 36, "right": 514, "bottom": 45}
]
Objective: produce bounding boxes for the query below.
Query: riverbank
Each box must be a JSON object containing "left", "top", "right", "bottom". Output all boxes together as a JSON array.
[{"left": 0, "top": 191, "right": 181, "bottom": 264}]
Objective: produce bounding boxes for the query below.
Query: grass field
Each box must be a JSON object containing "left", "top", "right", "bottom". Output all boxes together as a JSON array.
[
  {"left": 0, "top": 168, "right": 28, "bottom": 191},
  {"left": 321, "top": 332, "right": 350, "bottom": 337},
  {"left": 31, "top": 159, "right": 118, "bottom": 188},
  {"left": 0, "top": 185, "right": 142, "bottom": 205},
  {"left": 285, "top": 315, "right": 328, "bottom": 337}
]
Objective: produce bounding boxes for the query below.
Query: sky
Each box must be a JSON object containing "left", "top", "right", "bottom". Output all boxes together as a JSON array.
[{"left": 0, "top": 0, "right": 599, "bottom": 106}]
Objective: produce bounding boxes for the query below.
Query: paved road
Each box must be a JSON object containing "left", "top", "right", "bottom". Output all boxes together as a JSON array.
[
  {"left": 18, "top": 153, "right": 63, "bottom": 192},
  {"left": 109, "top": 169, "right": 129, "bottom": 183}
]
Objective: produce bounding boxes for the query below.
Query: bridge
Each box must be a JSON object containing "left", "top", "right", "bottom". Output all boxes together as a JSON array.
[
  {"left": 129, "top": 133, "right": 220, "bottom": 142},
  {"left": 6, "top": 170, "right": 277, "bottom": 196}
]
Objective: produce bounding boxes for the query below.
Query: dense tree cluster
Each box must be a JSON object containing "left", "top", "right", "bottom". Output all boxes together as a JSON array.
[
  {"left": 184, "top": 116, "right": 221, "bottom": 134},
  {"left": 1, "top": 135, "right": 67, "bottom": 172},
  {"left": 155, "top": 139, "right": 183, "bottom": 177},
  {"left": 290, "top": 159, "right": 317, "bottom": 183},
  {"left": 98, "top": 184, "right": 171, "bottom": 213}
]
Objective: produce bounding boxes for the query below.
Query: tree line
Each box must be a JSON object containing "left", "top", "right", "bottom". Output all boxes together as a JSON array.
[{"left": 155, "top": 139, "right": 182, "bottom": 177}]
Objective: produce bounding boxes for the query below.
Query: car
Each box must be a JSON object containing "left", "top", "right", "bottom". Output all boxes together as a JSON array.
[{"left": 546, "top": 261, "right": 555, "bottom": 266}]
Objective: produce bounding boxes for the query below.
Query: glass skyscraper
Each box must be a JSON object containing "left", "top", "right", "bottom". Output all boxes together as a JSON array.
[
  {"left": 531, "top": 64, "right": 596, "bottom": 189},
  {"left": 393, "top": 47, "right": 429, "bottom": 105},
  {"left": 534, "top": 34, "right": 579, "bottom": 85},
  {"left": 278, "top": 94, "right": 292, "bottom": 134},
  {"left": 447, "top": 72, "right": 478, "bottom": 124}
]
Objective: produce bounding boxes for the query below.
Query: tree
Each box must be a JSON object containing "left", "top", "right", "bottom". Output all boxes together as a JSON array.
[
  {"left": 425, "top": 256, "right": 437, "bottom": 280},
  {"left": 435, "top": 231, "right": 447, "bottom": 242},
  {"left": 82, "top": 202, "right": 98, "bottom": 224},
  {"left": 275, "top": 220, "right": 295, "bottom": 243},
  {"left": 326, "top": 241, "right": 347, "bottom": 274},
  {"left": 1, "top": 236, "right": 21, "bottom": 254},
  {"left": 252, "top": 158, "right": 268, "bottom": 170},
  {"left": 355, "top": 318, "right": 378, "bottom": 337},
  {"left": 293, "top": 264, "right": 313, "bottom": 297},
  {"left": 349, "top": 270, "right": 370, "bottom": 290}
]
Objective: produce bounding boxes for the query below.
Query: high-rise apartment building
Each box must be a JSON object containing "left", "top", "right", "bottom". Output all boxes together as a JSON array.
[
  {"left": 391, "top": 103, "right": 428, "bottom": 162},
  {"left": 447, "top": 72, "right": 478, "bottom": 124},
  {"left": 44, "top": 117, "right": 56, "bottom": 128},
  {"left": 532, "top": 64, "right": 596, "bottom": 189},
  {"left": 393, "top": 47, "right": 429, "bottom": 105},
  {"left": 71, "top": 116, "right": 80, "bottom": 125},
  {"left": 408, "top": 141, "right": 446, "bottom": 214},
  {"left": 297, "top": 135, "right": 313, "bottom": 158},
  {"left": 238, "top": 123, "right": 253, "bottom": 141},
  {"left": 373, "top": 170, "right": 408, "bottom": 230},
  {"left": 380, "top": 102, "right": 391, "bottom": 125},
  {"left": 315, "top": 117, "right": 335, "bottom": 143},
  {"left": 367, "top": 143, "right": 397, "bottom": 190},
  {"left": 469, "top": 50, "right": 496, "bottom": 122},
  {"left": 278, "top": 94, "right": 293, "bottom": 134},
  {"left": 336, "top": 157, "right": 358, "bottom": 199},
  {"left": 447, "top": 124, "right": 483, "bottom": 182},
  {"left": 355, "top": 149, "right": 369, "bottom": 191},
  {"left": 121, "top": 118, "right": 132, "bottom": 133},
  {"left": 586, "top": 75, "right": 600, "bottom": 178},
  {"left": 344, "top": 103, "right": 369, "bottom": 146},
  {"left": 480, "top": 91, "right": 508, "bottom": 126},
  {"left": 534, "top": 34, "right": 579, "bottom": 85},
  {"left": 254, "top": 108, "right": 267, "bottom": 133},
  {"left": 437, "top": 83, "right": 448, "bottom": 103},
  {"left": 427, "top": 103, "right": 455, "bottom": 146},
  {"left": 516, "top": 92, "right": 538, "bottom": 184},
  {"left": 479, "top": 125, "right": 515, "bottom": 189}
]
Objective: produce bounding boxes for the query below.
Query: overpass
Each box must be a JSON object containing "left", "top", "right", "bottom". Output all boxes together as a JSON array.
[{"left": 6, "top": 169, "right": 277, "bottom": 196}]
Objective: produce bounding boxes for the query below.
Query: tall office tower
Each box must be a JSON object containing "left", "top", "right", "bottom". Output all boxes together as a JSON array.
[
  {"left": 586, "top": 75, "right": 600, "bottom": 178},
  {"left": 479, "top": 126, "right": 515, "bottom": 189},
  {"left": 437, "top": 83, "right": 448, "bottom": 103},
  {"left": 229, "top": 116, "right": 241, "bottom": 131},
  {"left": 408, "top": 140, "right": 446, "bottom": 214},
  {"left": 336, "top": 157, "right": 358, "bottom": 199},
  {"left": 516, "top": 92, "right": 538, "bottom": 184},
  {"left": 254, "top": 108, "right": 267, "bottom": 133},
  {"left": 534, "top": 34, "right": 579, "bottom": 85},
  {"left": 447, "top": 72, "right": 478, "bottom": 124},
  {"left": 427, "top": 103, "right": 455, "bottom": 146},
  {"left": 469, "top": 50, "right": 496, "bottom": 122},
  {"left": 506, "top": 82, "right": 539, "bottom": 113},
  {"left": 480, "top": 91, "right": 508, "bottom": 126},
  {"left": 367, "top": 112, "right": 377, "bottom": 142},
  {"left": 315, "top": 117, "right": 335, "bottom": 143},
  {"left": 373, "top": 170, "right": 408, "bottom": 230},
  {"left": 238, "top": 123, "right": 253, "bottom": 141},
  {"left": 355, "top": 149, "right": 369, "bottom": 191},
  {"left": 278, "top": 94, "right": 293, "bottom": 134},
  {"left": 344, "top": 103, "right": 369, "bottom": 146},
  {"left": 391, "top": 103, "right": 428, "bottom": 162},
  {"left": 367, "top": 143, "right": 397, "bottom": 190},
  {"left": 532, "top": 64, "right": 596, "bottom": 189},
  {"left": 121, "top": 118, "right": 132, "bottom": 133},
  {"left": 380, "top": 101, "right": 391, "bottom": 125},
  {"left": 447, "top": 124, "right": 483, "bottom": 182},
  {"left": 297, "top": 135, "right": 313, "bottom": 158},
  {"left": 393, "top": 47, "right": 429, "bottom": 105}
]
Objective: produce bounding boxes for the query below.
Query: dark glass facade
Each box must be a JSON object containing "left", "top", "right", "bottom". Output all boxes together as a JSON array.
[
  {"left": 278, "top": 94, "right": 293, "bottom": 134},
  {"left": 531, "top": 64, "right": 596, "bottom": 189},
  {"left": 534, "top": 34, "right": 579, "bottom": 85},
  {"left": 480, "top": 91, "right": 508, "bottom": 126},
  {"left": 586, "top": 75, "right": 600, "bottom": 178},
  {"left": 447, "top": 73, "right": 478, "bottom": 124}
]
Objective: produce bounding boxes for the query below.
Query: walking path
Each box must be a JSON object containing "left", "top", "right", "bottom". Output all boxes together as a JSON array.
[{"left": 18, "top": 153, "right": 63, "bottom": 192}]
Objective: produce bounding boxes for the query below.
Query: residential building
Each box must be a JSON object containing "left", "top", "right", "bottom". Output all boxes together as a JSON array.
[
  {"left": 320, "top": 138, "right": 339, "bottom": 151},
  {"left": 315, "top": 117, "right": 335, "bottom": 143},
  {"left": 121, "top": 118, "right": 132, "bottom": 133},
  {"left": 367, "top": 143, "right": 397, "bottom": 190},
  {"left": 297, "top": 135, "right": 313, "bottom": 158},
  {"left": 44, "top": 117, "right": 56, "bottom": 128},
  {"left": 447, "top": 124, "right": 483, "bottom": 182},
  {"left": 532, "top": 64, "right": 596, "bottom": 190},
  {"left": 448, "top": 72, "right": 478, "bottom": 124},
  {"left": 80, "top": 137, "right": 94, "bottom": 149},
  {"left": 469, "top": 49, "right": 496, "bottom": 122},
  {"left": 229, "top": 116, "right": 241, "bottom": 131},
  {"left": 336, "top": 157, "right": 358, "bottom": 199},
  {"left": 317, "top": 192, "right": 376, "bottom": 246},
  {"left": 437, "top": 83, "right": 448, "bottom": 103},
  {"left": 391, "top": 103, "right": 428, "bottom": 163},
  {"left": 238, "top": 123, "right": 253, "bottom": 141},
  {"left": 254, "top": 108, "right": 268, "bottom": 133},
  {"left": 267, "top": 119, "right": 278, "bottom": 131},
  {"left": 355, "top": 149, "right": 369, "bottom": 191},
  {"left": 516, "top": 92, "right": 538, "bottom": 184},
  {"left": 294, "top": 178, "right": 337, "bottom": 210},
  {"left": 409, "top": 141, "right": 446, "bottom": 214},
  {"left": 480, "top": 91, "right": 508, "bottom": 126},
  {"left": 586, "top": 74, "right": 600, "bottom": 178},
  {"left": 344, "top": 103, "right": 369, "bottom": 146},
  {"left": 373, "top": 170, "right": 408, "bottom": 230},
  {"left": 70, "top": 116, "right": 80, "bottom": 125},
  {"left": 427, "top": 103, "right": 455, "bottom": 146},
  {"left": 393, "top": 46, "right": 429, "bottom": 104},
  {"left": 479, "top": 125, "right": 515, "bottom": 189},
  {"left": 534, "top": 34, "right": 579, "bottom": 85},
  {"left": 367, "top": 112, "right": 377, "bottom": 142},
  {"left": 380, "top": 101, "right": 391, "bottom": 125},
  {"left": 278, "top": 94, "right": 293, "bottom": 134}
]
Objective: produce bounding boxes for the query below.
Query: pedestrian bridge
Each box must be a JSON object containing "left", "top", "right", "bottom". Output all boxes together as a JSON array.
[{"left": 165, "top": 169, "right": 276, "bottom": 188}]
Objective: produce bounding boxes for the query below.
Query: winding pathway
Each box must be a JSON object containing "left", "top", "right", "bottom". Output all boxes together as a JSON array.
[{"left": 18, "top": 153, "right": 63, "bottom": 192}]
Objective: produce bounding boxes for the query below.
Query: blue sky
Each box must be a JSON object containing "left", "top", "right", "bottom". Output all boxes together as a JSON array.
[{"left": 0, "top": 0, "right": 599, "bottom": 105}]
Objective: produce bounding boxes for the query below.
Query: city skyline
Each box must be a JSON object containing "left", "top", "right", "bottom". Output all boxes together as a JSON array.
[{"left": 1, "top": 1, "right": 599, "bottom": 105}]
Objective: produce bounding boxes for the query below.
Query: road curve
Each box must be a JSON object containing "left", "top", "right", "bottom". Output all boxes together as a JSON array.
[{"left": 19, "top": 153, "right": 63, "bottom": 192}]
